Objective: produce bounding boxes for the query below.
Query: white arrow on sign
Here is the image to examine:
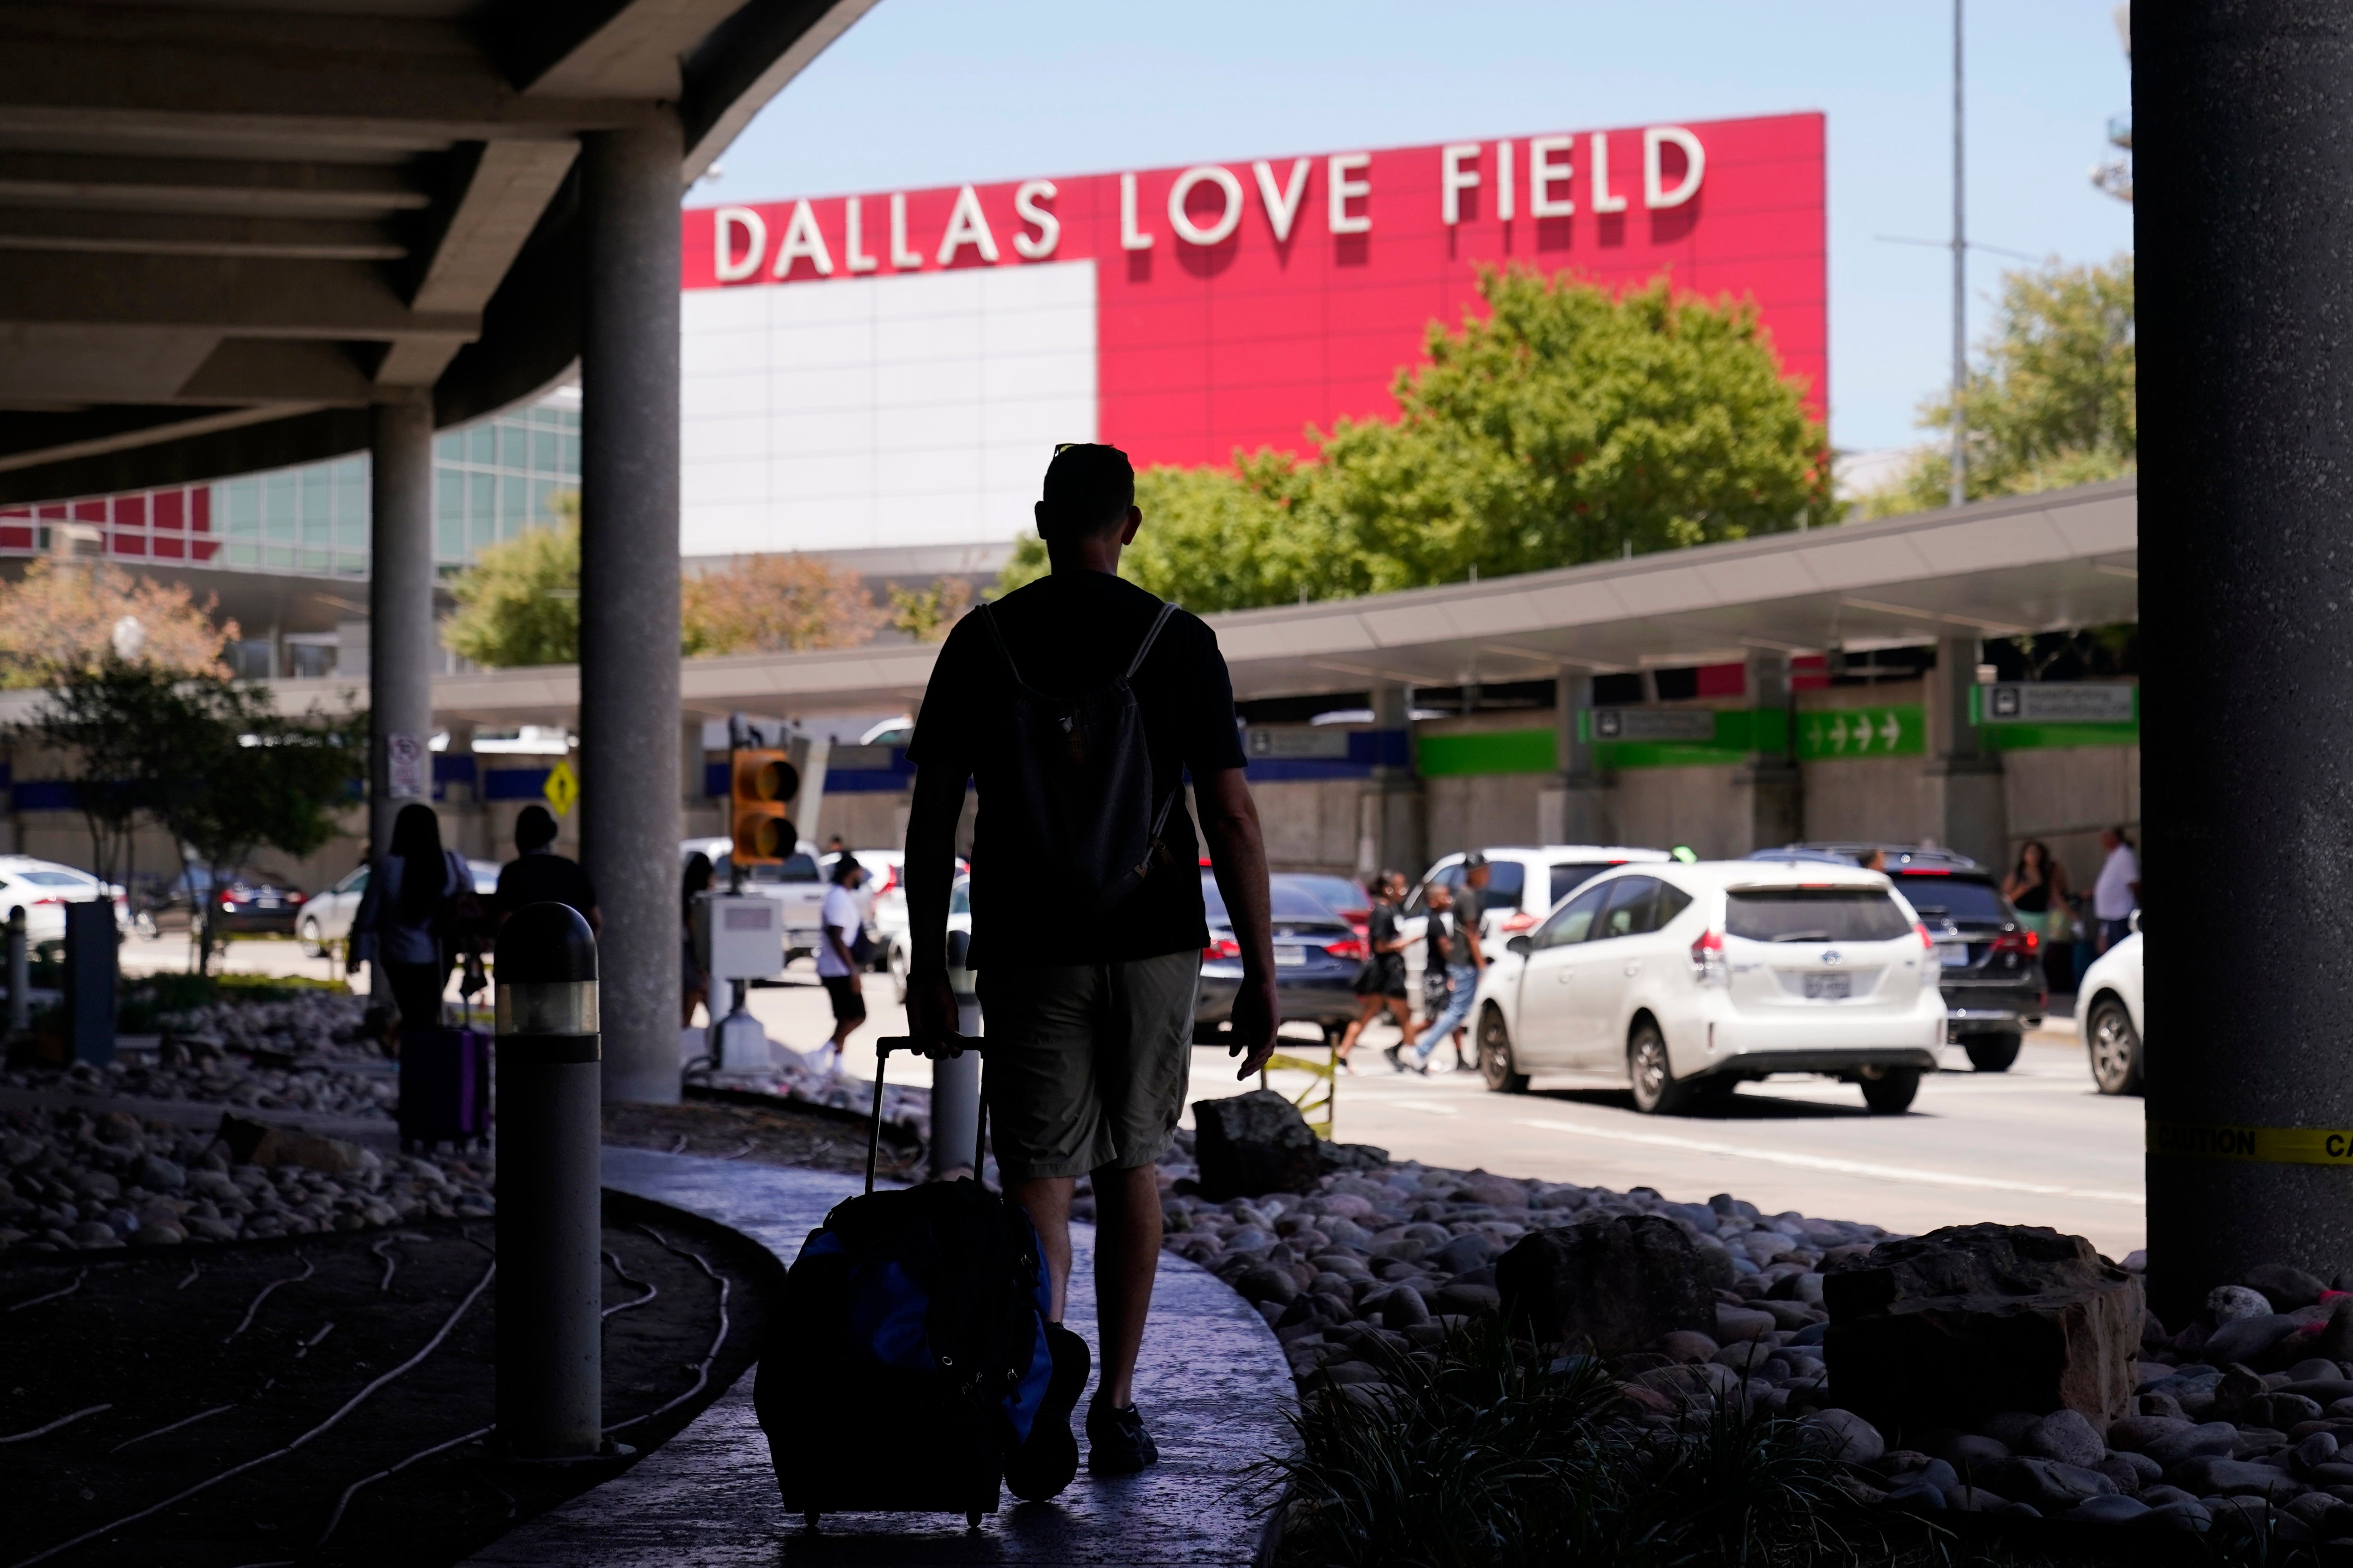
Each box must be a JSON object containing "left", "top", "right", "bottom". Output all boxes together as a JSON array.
[
  {"left": 1879, "top": 712, "right": 1900, "bottom": 749},
  {"left": 1829, "top": 714, "right": 1848, "bottom": 752}
]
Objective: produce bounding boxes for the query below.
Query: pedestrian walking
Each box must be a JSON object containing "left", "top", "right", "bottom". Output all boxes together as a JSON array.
[
  {"left": 816, "top": 853, "right": 869, "bottom": 1072},
  {"left": 1335, "top": 871, "right": 1411, "bottom": 1070},
  {"left": 681, "top": 850, "right": 713, "bottom": 1028},
  {"left": 2092, "top": 826, "right": 2140, "bottom": 953},
  {"left": 1393, "top": 880, "right": 1482, "bottom": 1074},
  {"left": 903, "top": 442, "right": 1274, "bottom": 1495},
  {"left": 490, "top": 804, "right": 600, "bottom": 934},
  {"left": 347, "top": 803, "right": 470, "bottom": 1035}
]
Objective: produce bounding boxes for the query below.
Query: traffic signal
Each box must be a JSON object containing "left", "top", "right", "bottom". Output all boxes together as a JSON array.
[{"left": 729, "top": 749, "right": 800, "bottom": 865}]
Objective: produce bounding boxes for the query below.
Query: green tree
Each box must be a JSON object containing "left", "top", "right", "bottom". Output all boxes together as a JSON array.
[
  {"left": 995, "top": 267, "right": 1832, "bottom": 611},
  {"left": 443, "top": 506, "right": 581, "bottom": 668},
  {"left": 1862, "top": 255, "right": 2135, "bottom": 517}
]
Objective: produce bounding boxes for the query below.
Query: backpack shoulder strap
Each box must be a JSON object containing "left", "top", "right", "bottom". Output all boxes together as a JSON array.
[
  {"left": 1123, "top": 601, "right": 1180, "bottom": 680},
  {"left": 975, "top": 601, "right": 1026, "bottom": 687}
]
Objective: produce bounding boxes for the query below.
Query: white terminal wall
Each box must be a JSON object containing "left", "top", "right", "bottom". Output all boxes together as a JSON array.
[{"left": 681, "top": 259, "right": 1099, "bottom": 558}]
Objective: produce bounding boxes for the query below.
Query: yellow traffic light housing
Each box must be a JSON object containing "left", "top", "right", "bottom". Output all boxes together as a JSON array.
[{"left": 729, "top": 749, "right": 800, "bottom": 865}]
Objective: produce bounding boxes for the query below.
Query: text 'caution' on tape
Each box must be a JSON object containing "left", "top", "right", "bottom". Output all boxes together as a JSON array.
[{"left": 2148, "top": 1123, "right": 2353, "bottom": 1166}]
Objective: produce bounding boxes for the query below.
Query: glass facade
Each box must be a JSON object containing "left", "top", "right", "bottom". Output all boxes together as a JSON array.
[{"left": 0, "top": 392, "right": 583, "bottom": 578}]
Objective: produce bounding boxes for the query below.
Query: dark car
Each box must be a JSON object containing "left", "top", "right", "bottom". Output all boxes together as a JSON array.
[
  {"left": 1193, "top": 873, "right": 1367, "bottom": 1047},
  {"left": 150, "top": 866, "right": 307, "bottom": 937},
  {"left": 1753, "top": 844, "right": 2043, "bottom": 1071}
]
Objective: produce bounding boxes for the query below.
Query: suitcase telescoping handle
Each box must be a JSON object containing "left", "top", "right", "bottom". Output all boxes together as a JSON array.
[{"left": 868, "top": 1034, "right": 984, "bottom": 1194}]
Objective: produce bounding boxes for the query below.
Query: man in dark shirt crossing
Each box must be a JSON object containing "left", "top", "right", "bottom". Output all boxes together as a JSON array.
[
  {"left": 492, "top": 805, "right": 600, "bottom": 934},
  {"left": 904, "top": 443, "right": 1276, "bottom": 1494}
]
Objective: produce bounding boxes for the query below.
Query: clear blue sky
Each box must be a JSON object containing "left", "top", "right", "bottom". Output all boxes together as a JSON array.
[{"left": 712, "top": 0, "right": 2132, "bottom": 456}]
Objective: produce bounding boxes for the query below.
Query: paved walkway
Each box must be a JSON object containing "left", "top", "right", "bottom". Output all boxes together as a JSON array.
[{"left": 466, "top": 1149, "right": 1292, "bottom": 1567}]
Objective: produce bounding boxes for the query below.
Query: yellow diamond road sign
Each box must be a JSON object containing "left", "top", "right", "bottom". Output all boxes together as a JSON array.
[{"left": 543, "top": 760, "right": 579, "bottom": 816}]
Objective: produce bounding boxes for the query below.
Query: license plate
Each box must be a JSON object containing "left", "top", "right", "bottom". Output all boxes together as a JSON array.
[
  {"left": 1274, "top": 945, "right": 1306, "bottom": 967},
  {"left": 1803, "top": 972, "right": 1851, "bottom": 1000},
  {"left": 1938, "top": 945, "right": 1969, "bottom": 968}
]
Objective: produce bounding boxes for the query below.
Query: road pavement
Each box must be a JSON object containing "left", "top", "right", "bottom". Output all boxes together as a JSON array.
[{"left": 163, "top": 937, "right": 2143, "bottom": 1260}]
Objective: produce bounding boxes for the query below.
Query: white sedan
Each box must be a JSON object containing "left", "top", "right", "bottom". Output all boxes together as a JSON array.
[
  {"left": 2075, "top": 931, "right": 2143, "bottom": 1096},
  {"left": 0, "top": 856, "right": 128, "bottom": 944},
  {"left": 1470, "top": 859, "right": 1947, "bottom": 1115}
]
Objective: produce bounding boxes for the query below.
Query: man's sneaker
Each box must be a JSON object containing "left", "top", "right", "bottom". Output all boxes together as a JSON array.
[
  {"left": 1086, "top": 1395, "right": 1160, "bottom": 1476},
  {"left": 1004, "top": 1323, "right": 1090, "bottom": 1501},
  {"left": 1381, "top": 1043, "right": 1404, "bottom": 1072}
]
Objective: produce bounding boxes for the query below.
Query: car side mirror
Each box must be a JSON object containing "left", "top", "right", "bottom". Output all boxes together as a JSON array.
[{"left": 1506, "top": 935, "right": 1533, "bottom": 957}]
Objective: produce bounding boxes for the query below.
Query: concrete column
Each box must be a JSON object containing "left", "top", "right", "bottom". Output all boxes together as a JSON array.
[
  {"left": 1361, "top": 683, "right": 1424, "bottom": 878},
  {"left": 368, "top": 393, "right": 437, "bottom": 862},
  {"left": 1919, "top": 635, "right": 2004, "bottom": 866},
  {"left": 1733, "top": 651, "right": 1802, "bottom": 853},
  {"left": 2140, "top": 3, "right": 2353, "bottom": 1320},
  {"left": 579, "top": 117, "right": 683, "bottom": 1106},
  {"left": 1544, "top": 672, "right": 1610, "bottom": 846},
  {"left": 442, "top": 721, "right": 480, "bottom": 859}
]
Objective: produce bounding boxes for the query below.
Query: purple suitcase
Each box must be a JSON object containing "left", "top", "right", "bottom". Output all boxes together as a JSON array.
[{"left": 398, "top": 1027, "right": 492, "bottom": 1151}]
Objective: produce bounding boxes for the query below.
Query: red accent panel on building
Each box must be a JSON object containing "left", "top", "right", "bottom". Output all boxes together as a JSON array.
[
  {"left": 681, "top": 114, "right": 1827, "bottom": 471},
  {"left": 1694, "top": 661, "right": 1748, "bottom": 699}
]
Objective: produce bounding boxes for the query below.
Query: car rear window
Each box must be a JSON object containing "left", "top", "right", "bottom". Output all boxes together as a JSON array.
[
  {"left": 1205, "top": 876, "right": 1341, "bottom": 926},
  {"left": 742, "top": 854, "right": 820, "bottom": 884},
  {"left": 1888, "top": 873, "right": 2009, "bottom": 923},
  {"left": 18, "top": 871, "right": 86, "bottom": 887},
  {"left": 1548, "top": 862, "right": 1618, "bottom": 906},
  {"left": 1727, "top": 889, "right": 1914, "bottom": 943}
]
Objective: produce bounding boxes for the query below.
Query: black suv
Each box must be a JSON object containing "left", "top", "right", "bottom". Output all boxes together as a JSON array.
[{"left": 1753, "top": 845, "right": 2045, "bottom": 1071}]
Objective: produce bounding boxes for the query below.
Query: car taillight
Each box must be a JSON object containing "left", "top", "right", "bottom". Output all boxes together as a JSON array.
[
  {"left": 31, "top": 896, "right": 62, "bottom": 906},
  {"left": 1203, "top": 937, "right": 1241, "bottom": 960},
  {"left": 222, "top": 899, "right": 237, "bottom": 912},
  {"left": 1690, "top": 928, "right": 1724, "bottom": 971},
  {"left": 1499, "top": 910, "right": 1538, "bottom": 932},
  {"left": 1325, "top": 936, "right": 1368, "bottom": 961},
  {"left": 288, "top": 892, "right": 306, "bottom": 905},
  {"left": 1991, "top": 930, "right": 2039, "bottom": 956},
  {"left": 1915, "top": 922, "right": 1935, "bottom": 951}
]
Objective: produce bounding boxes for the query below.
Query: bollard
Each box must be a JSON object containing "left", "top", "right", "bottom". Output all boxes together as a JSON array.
[
  {"left": 494, "top": 901, "right": 603, "bottom": 1456},
  {"left": 62, "top": 900, "right": 115, "bottom": 1066},
  {"left": 4, "top": 906, "right": 26, "bottom": 1035},
  {"left": 930, "top": 928, "right": 982, "bottom": 1180}
]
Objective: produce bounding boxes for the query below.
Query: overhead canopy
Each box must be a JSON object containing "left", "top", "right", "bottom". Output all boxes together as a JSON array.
[
  {"left": 385, "top": 478, "right": 2137, "bottom": 728},
  {"left": 0, "top": 0, "right": 876, "bottom": 504}
]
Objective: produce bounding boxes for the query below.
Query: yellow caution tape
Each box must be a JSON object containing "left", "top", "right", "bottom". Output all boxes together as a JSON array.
[{"left": 2148, "top": 1123, "right": 2353, "bottom": 1166}]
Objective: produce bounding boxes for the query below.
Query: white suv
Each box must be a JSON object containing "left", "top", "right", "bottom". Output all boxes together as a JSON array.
[
  {"left": 1471, "top": 860, "right": 1946, "bottom": 1115},
  {"left": 1401, "top": 845, "right": 1672, "bottom": 963},
  {"left": 2076, "top": 930, "right": 2143, "bottom": 1096}
]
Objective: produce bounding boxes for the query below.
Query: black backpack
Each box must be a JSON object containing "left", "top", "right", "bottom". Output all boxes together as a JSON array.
[{"left": 975, "top": 598, "right": 1183, "bottom": 915}]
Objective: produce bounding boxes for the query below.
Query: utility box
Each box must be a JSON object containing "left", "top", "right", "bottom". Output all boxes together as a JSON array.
[{"left": 694, "top": 893, "right": 783, "bottom": 982}]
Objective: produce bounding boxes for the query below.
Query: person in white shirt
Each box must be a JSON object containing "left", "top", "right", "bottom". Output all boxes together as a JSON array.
[
  {"left": 2091, "top": 826, "right": 2140, "bottom": 954},
  {"left": 816, "top": 855, "right": 870, "bottom": 1071}
]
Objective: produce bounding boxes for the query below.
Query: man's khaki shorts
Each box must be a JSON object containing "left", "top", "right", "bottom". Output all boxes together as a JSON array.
[{"left": 976, "top": 950, "right": 1200, "bottom": 1181}]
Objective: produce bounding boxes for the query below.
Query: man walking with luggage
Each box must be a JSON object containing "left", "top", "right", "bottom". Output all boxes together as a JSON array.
[{"left": 904, "top": 443, "right": 1277, "bottom": 1494}]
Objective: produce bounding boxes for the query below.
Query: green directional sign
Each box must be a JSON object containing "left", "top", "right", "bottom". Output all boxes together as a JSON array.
[{"left": 1797, "top": 705, "right": 1924, "bottom": 761}]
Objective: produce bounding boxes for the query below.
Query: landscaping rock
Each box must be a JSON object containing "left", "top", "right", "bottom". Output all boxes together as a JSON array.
[
  {"left": 2204, "top": 1313, "right": 2300, "bottom": 1368},
  {"left": 1988, "top": 1457, "right": 2116, "bottom": 1510},
  {"left": 2024, "top": 1409, "right": 2105, "bottom": 1468},
  {"left": 1497, "top": 1214, "right": 1715, "bottom": 1353},
  {"left": 1800, "top": 1408, "right": 1886, "bottom": 1464},
  {"left": 2208, "top": 1285, "right": 2273, "bottom": 1324},
  {"left": 1191, "top": 1091, "right": 1323, "bottom": 1200},
  {"left": 2142, "top": 1421, "right": 2241, "bottom": 1469},
  {"left": 1822, "top": 1223, "right": 2144, "bottom": 1435},
  {"left": 2245, "top": 1265, "right": 2329, "bottom": 1312}
]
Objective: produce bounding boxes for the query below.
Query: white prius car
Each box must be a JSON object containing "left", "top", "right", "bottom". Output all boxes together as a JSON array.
[
  {"left": 1469, "top": 860, "right": 1947, "bottom": 1115},
  {"left": 2075, "top": 930, "right": 2143, "bottom": 1096}
]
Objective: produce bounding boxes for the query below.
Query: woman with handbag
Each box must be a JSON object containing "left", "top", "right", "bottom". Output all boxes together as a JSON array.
[
  {"left": 1334, "top": 872, "right": 1411, "bottom": 1071},
  {"left": 349, "top": 803, "right": 471, "bottom": 1038},
  {"left": 2002, "top": 841, "right": 2074, "bottom": 995}
]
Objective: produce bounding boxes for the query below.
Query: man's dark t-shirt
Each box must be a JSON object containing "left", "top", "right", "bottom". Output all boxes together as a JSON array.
[
  {"left": 495, "top": 850, "right": 597, "bottom": 924},
  {"left": 908, "top": 570, "right": 1247, "bottom": 969}
]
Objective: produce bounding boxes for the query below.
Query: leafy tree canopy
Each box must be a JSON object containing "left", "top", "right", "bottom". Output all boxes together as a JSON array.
[
  {"left": 0, "top": 558, "right": 235, "bottom": 688},
  {"left": 1860, "top": 255, "right": 2135, "bottom": 518},
  {"left": 997, "top": 266, "right": 1832, "bottom": 610},
  {"left": 446, "top": 492, "right": 904, "bottom": 666}
]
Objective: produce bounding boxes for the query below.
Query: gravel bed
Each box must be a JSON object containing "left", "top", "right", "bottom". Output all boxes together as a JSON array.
[
  {"left": 1137, "top": 1138, "right": 2353, "bottom": 1542},
  {"left": 0, "top": 1104, "right": 492, "bottom": 1255}
]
